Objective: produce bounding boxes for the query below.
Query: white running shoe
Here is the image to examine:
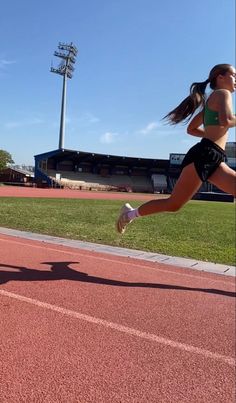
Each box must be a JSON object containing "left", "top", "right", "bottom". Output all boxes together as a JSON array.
[{"left": 116, "top": 203, "right": 134, "bottom": 234}]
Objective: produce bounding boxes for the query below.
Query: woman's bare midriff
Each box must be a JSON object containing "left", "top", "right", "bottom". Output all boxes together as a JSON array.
[{"left": 204, "top": 127, "right": 228, "bottom": 150}]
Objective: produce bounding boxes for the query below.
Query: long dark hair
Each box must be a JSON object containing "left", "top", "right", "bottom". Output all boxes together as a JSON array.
[{"left": 164, "top": 64, "right": 232, "bottom": 124}]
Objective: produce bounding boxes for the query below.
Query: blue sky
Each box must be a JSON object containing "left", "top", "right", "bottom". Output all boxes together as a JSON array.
[{"left": 1, "top": 0, "right": 235, "bottom": 165}]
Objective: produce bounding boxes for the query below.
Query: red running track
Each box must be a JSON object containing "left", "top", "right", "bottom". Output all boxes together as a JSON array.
[
  {"left": 0, "top": 185, "right": 164, "bottom": 201},
  {"left": 0, "top": 233, "right": 235, "bottom": 402}
]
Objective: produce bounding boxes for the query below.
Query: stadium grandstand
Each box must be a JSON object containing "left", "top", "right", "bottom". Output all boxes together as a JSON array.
[
  {"left": 34, "top": 149, "right": 169, "bottom": 193},
  {"left": 34, "top": 141, "right": 235, "bottom": 198}
]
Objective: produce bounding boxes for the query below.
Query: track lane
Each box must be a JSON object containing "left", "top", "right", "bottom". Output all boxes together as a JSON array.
[
  {"left": 0, "top": 234, "right": 235, "bottom": 402},
  {"left": 0, "top": 185, "right": 164, "bottom": 201}
]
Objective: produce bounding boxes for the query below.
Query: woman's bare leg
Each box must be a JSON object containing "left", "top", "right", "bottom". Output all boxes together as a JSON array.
[
  {"left": 116, "top": 163, "right": 202, "bottom": 233},
  {"left": 208, "top": 162, "right": 236, "bottom": 196},
  {"left": 138, "top": 163, "right": 202, "bottom": 216}
]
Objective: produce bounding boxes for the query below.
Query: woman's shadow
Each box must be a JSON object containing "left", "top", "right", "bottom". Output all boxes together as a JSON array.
[{"left": 0, "top": 261, "right": 235, "bottom": 298}]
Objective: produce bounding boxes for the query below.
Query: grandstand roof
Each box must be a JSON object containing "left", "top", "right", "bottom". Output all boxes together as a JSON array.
[
  {"left": 35, "top": 148, "right": 168, "bottom": 168},
  {"left": 6, "top": 166, "right": 34, "bottom": 177}
]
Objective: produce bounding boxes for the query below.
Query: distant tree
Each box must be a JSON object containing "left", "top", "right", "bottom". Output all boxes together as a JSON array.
[{"left": 0, "top": 150, "right": 14, "bottom": 172}]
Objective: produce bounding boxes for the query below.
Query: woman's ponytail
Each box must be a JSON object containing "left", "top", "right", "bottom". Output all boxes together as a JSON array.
[
  {"left": 190, "top": 79, "right": 209, "bottom": 107},
  {"left": 163, "top": 79, "right": 209, "bottom": 125}
]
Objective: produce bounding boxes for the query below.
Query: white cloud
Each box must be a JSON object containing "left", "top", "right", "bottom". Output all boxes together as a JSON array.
[
  {"left": 100, "top": 132, "right": 118, "bottom": 144},
  {"left": 84, "top": 112, "right": 100, "bottom": 124},
  {"left": 139, "top": 121, "right": 159, "bottom": 135},
  {"left": 0, "top": 59, "right": 16, "bottom": 69},
  {"left": 78, "top": 112, "right": 100, "bottom": 124},
  {"left": 5, "top": 118, "right": 43, "bottom": 129},
  {"left": 138, "top": 120, "right": 185, "bottom": 137}
]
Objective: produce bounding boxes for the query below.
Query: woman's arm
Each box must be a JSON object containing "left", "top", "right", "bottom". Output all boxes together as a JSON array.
[
  {"left": 187, "top": 111, "right": 205, "bottom": 137},
  {"left": 218, "top": 89, "right": 236, "bottom": 128}
]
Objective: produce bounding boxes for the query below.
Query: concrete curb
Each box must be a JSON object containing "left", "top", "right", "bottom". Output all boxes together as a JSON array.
[{"left": 0, "top": 227, "right": 235, "bottom": 277}]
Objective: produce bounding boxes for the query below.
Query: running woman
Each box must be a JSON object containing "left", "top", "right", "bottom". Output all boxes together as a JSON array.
[{"left": 116, "top": 64, "right": 236, "bottom": 234}]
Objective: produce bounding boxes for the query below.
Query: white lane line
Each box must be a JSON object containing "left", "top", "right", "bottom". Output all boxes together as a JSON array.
[
  {"left": 0, "top": 237, "right": 234, "bottom": 285},
  {"left": 0, "top": 289, "right": 234, "bottom": 367}
]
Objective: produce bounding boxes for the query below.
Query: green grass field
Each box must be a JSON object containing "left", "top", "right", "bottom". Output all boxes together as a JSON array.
[{"left": 0, "top": 197, "right": 235, "bottom": 265}]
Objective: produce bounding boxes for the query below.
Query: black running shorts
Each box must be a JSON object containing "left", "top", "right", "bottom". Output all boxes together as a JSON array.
[{"left": 181, "top": 138, "right": 227, "bottom": 182}]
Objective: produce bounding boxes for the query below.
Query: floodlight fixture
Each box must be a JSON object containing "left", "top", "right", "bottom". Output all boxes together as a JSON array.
[
  {"left": 50, "top": 42, "right": 78, "bottom": 149},
  {"left": 58, "top": 42, "right": 78, "bottom": 56}
]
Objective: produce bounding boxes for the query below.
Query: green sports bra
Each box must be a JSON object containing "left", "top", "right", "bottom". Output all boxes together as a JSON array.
[{"left": 204, "top": 104, "right": 220, "bottom": 126}]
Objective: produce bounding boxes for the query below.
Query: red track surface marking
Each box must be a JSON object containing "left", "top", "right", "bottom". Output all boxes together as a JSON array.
[
  {"left": 1, "top": 289, "right": 234, "bottom": 366},
  {"left": 0, "top": 185, "right": 163, "bottom": 201},
  {"left": 0, "top": 234, "right": 235, "bottom": 402}
]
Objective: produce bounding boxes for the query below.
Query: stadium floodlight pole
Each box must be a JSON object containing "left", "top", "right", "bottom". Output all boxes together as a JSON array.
[{"left": 50, "top": 42, "right": 78, "bottom": 149}]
